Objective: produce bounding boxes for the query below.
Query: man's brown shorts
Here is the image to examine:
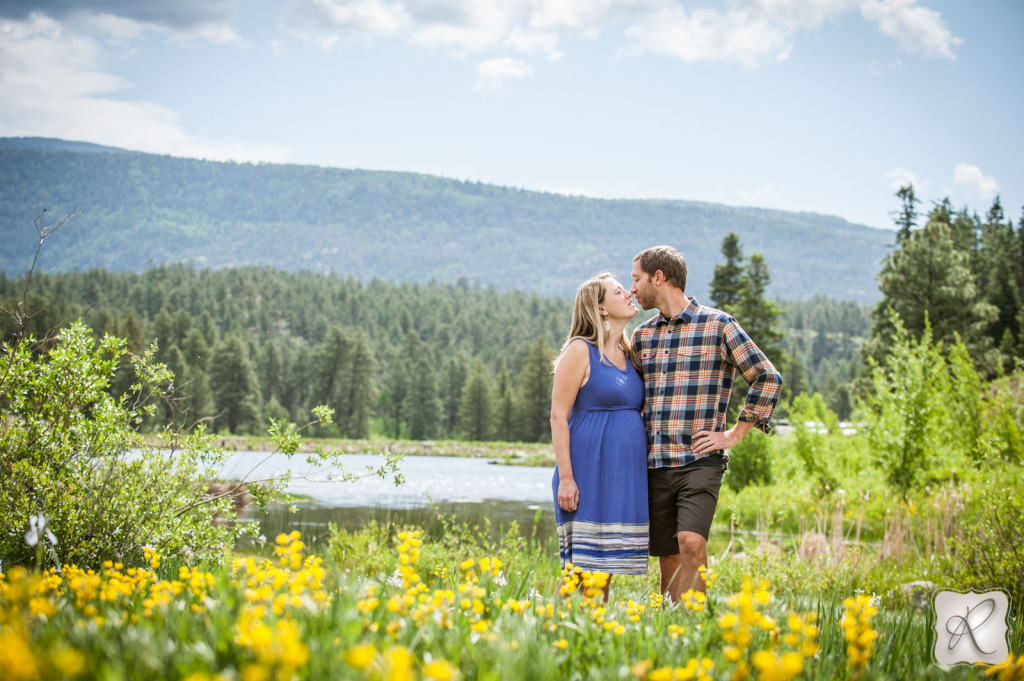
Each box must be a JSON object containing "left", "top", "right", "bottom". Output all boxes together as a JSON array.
[{"left": 648, "top": 463, "right": 725, "bottom": 555}]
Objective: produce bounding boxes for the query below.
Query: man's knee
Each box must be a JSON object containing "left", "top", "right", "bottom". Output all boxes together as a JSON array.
[{"left": 676, "top": 532, "right": 706, "bottom": 562}]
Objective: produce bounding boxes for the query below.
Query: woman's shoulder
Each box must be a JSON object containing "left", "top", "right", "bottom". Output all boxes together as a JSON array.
[{"left": 565, "top": 337, "right": 595, "bottom": 356}]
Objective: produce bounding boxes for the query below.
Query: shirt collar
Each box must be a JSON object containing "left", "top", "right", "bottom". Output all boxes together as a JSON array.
[{"left": 656, "top": 297, "right": 700, "bottom": 326}]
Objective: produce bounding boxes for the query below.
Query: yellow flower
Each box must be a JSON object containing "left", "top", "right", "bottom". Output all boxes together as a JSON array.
[
  {"left": 52, "top": 646, "right": 88, "bottom": 676},
  {"left": 0, "top": 630, "right": 39, "bottom": 681},
  {"left": 423, "top": 659, "right": 458, "bottom": 681},
  {"left": 345, "top": 644, "right": 376, "bottom": 670},
  {"left": 240, "top": 664, "right": 270, "bottom": 681},
  {"left": 385, "top": 647, "right": 415, "bottom": 681},
  {"left": 553, "top": 639, "right": 568, "bottom": 650}
]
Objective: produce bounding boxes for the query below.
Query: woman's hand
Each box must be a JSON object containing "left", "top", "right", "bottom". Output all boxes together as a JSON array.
[{"left": 557, "top": 478, "right": 579, "bottom": 512}]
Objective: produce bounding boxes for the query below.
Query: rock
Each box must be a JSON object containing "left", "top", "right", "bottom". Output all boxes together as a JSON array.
[{"left": 898, "top": 580, "right": 936, "bottom": 613}]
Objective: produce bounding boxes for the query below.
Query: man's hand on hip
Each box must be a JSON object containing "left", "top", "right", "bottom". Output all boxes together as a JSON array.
[{"left": 691, "top": 421, "right": 755, "bottom": 455}]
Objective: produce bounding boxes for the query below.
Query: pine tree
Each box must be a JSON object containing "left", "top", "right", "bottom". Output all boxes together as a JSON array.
[
  {"left": 515, "top": 338, "right": 554, "bottom": 442},
  {"left": 311, "top": 326, "right": 353, "bottom": 434},
  {"left": 441, "top": 354, "right": 468, "bottom": 437},
  {"left": 494, "top": 361, "right": 515, "bottom": 442},
  {"left": 381, "top": 353, "right": 409, "bottom": 438},
  {"left": 458, "top": 359, "right": 494, "bottom": 441},
  {"left": 259, "top": 340, "right": 283, "bottom": 403},
  {"left": 869, "top": 204, "right": 999, "bottom": 374},
  {"left": 404, "top": 352, "right": 442, "bottom": 440},
  {"left": 735, "top": 253, "right": 786, "bottom": 367},
  {"left": 709, "top": 232, "right": 744, "bottom": 312},
  {"left": 978, "top": 197, "right": 1021, "bottom": 368},
  {"left": 209, "top": 335, "right": 261, "bottom": 434},
  {"left": 893, "top": 184, "right": 919, "bottom": 243},
  {"left": 345, "top": 329, "right": 376, "bottom": 438}
]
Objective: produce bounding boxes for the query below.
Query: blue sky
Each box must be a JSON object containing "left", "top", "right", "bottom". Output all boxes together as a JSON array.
[{"left": 0, "top": 0, "right": 1020, "bottom": 229}]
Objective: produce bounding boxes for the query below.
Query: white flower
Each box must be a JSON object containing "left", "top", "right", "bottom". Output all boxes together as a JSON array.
[
  {"left": 527, "top": 587, "right": 542, "bottom": 601},
  {"left": 494, "top": 571, "right": 507, "bottom": 587},
  {"left": 25, "top": 514, "right": 57, "bottom": 547},
  {"left": 386, "top": 568, "right": 404, "bottom": 588}
]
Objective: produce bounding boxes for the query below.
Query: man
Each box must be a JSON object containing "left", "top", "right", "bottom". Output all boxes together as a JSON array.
[{"left": 630, "top": 245, "right": 782, "bottom": 601}]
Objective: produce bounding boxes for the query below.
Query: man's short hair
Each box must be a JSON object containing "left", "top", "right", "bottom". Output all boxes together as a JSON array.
[{"left": 633, "top": 245, "right": 687, "bottom": 292}]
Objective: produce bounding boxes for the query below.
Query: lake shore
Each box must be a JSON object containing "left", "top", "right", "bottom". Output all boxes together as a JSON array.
[{"left": 143, "top": 434, "right": 557, "bottom": 467}]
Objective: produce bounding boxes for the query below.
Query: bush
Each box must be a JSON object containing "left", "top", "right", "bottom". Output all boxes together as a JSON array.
[
  {"left": 724, "top": 431, "right": 774, "bottom": 492},
  {"left": 0, "top": 323, "right": 239, "bottom": 569},
  {"left": 947, "top": 469, "right": 1024, "bottom": 612}
]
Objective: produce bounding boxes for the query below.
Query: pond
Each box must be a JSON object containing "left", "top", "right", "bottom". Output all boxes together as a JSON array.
[{"left": 219, "top": 451, "right": 557, "bottom": 548}]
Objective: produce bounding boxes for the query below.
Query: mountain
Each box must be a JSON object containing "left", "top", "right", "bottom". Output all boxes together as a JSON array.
[{"left": 0, "top": 137, "right": 892, "bottom": 301}]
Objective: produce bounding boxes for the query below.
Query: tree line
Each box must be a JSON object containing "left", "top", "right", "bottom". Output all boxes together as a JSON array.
[{"left": 1, "top": 254, "right": 851, "bottom": 440}]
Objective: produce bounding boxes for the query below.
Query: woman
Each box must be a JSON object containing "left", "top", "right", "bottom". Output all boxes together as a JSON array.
[{"left": 550, "top": 273, "right": 649, "bottom": 597}]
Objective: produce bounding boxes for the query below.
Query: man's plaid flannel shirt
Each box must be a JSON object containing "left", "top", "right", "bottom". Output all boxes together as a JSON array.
[{"left": 631, "top": 297, "right": 783, "bottom": 469}]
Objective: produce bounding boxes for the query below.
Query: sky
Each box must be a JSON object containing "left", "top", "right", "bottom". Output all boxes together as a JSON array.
[{"left": 0, "top": 0, "right": 1021, "bottom": 230}]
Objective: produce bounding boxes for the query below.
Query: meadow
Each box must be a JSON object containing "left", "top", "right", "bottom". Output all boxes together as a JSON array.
[{"left": 3, "top": 446, "right": 1023, "bottom": 681}]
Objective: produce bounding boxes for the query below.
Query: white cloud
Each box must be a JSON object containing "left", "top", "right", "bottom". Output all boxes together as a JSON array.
[
  {"left": 0, "top": 16, "right": 288, "bottom": 163},
  {"left": 621, "top": 5, "right": 793, "bottom": 68},
  {"left": 529, "top": 0, "right": 665, "bottom": 32},
  {"left": 860, "top": 0, "right": 961, "bottom": 60},
  {"left": 505, "top": 28, "right": 563, "bottom": 60},
  {"left": 953, "top": 164, "right": 998, "bottom": 200},
  {"left": 884, "top": 167, "right": 924, "bottom": 192},
  {"left": 285, "top": 0, "right": 409, "bottom": 39},
  {"left": 473, "top": 57, "right": 533, "bottom": 93},
  {"left": 283, "top": 0, "right": 960, "bottom": 76}
]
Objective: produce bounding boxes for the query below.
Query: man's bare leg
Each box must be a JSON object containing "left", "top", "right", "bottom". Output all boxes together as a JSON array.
[{"left": 659, "top": 531, "right": 709, "bottom": 601}]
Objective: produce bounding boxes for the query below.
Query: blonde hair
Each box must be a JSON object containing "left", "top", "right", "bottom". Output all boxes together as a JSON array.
[{"left": 553, "top": 273, "right": 637, "bottom": 371}]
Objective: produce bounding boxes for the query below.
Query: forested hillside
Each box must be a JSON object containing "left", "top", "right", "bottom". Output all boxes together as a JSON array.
[
  {"left": 0, "top": 138, "right": 892, "bottom": 302},
  {"left": 0, "top": 266, "right": 871, "bottom": 439}
]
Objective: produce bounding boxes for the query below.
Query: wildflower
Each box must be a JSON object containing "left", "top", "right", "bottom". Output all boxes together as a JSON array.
[
  {"left": 423, "top": 658, "right": 458, "bottom": 681},
  {"left": 986, "top": 654, "right": 1023, "bottom": 681},
  {"left": 842, "top": 594, "right": 878, "bottom": 677},
  {"left": 0, "top": 630, "right": 39, "bottom": 681},
  {"left": 553, "top": 639, "right": 568, "bottom": 650},
  {"left": 25, "top": 514, "right": 57, "bottom": 547},
  {"left": 494, "top": 571, "right": 507, "bottom": 587},
  {"left": 384, "top": 647, "right": 415, "bottom": 681},
  {"left": 387, "top": 569, "right": 404, "bottom": 588},
  {"left": 345, "top": 644, "right": 375, "bottom": 670}
]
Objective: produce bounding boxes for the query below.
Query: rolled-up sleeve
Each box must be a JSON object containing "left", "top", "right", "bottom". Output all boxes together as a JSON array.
[{"left": 722, "top": 319, "right": 782, "bottom": 433}]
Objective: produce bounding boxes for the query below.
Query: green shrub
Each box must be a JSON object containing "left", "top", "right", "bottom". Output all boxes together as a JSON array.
[
  {"left": 0, "top": 323, "right": 238, "bottom": 569},
  {"left": 947, "top": 468, "right": 1024, "bottom": 612},
  {"left": 724, "top": 431, "right": 774, "bottom": 492}
]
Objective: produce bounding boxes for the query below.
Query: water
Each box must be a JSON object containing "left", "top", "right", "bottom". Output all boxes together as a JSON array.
[{"left": 219, "top": 451, "right": 556, "bottom": 546}]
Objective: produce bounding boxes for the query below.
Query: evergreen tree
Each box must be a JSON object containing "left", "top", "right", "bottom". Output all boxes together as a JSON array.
[
  {"left": 978, "top": 197, "right": 1021, "bottom": 368},
  {"left": 345, "top": 329, "right": 377, "bottom": 438},
  {"left": 441, "top": 354, "right": 468, "bottom": 437},
  {"left": 869, "top": 204, "right": 999, "bottom": 374},
  {"left": 515, "top": 338, "right": 554, "bottom": 442},
  {"left": 311, "top": 326, "right": 353, "bottom": 434},
  {"left": 209, "top": 335, "right": 261, "bottom": 434},
  {"left": 494, "top": 361, "right": 516, "bottom": 442},
  {"left": 709, "top": 232, "right": 744, "bottom": 312},
  {"left": 893, "top": 184, "right": 919, "bottom": 243},
  {"left": 381, "top": 353, "right": 409, "bottom": 438},
  {"left": 458, "top": 359, "right": 494, "bottom": 441},
  {"left": 735, "top": 253, "right": 786, "bottom": 367},
  {"left": 404, "top": 351, "right": 442, "bottom": 440},
  {"left": 259, "top": 340, "right": 283, "bottom": 403}
]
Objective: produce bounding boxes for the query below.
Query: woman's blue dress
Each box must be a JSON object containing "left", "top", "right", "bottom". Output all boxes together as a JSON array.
[{"left": 552, "top": 340, "right": 649, "bottom": 574}]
